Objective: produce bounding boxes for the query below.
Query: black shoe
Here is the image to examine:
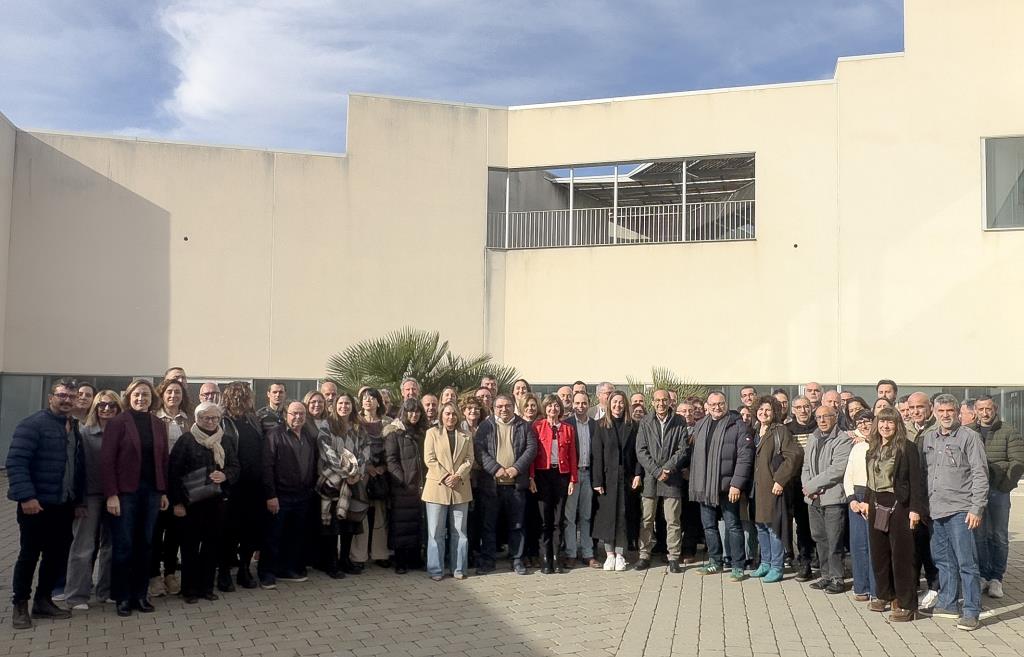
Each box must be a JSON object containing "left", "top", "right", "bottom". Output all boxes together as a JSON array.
[
  {"left": 634, "top": 558, "right": 651, "bottom": 571},
  {"left": 475, "top": 564, "right": 495, "bottom": 575},
  {"left": 31, "top": 598, "right": 71, "bottom": 619},
  {"left": 12, "top": 602, "right": 32, "bottom": 629},
  {"left": 825, "top": 579, "right": 845, "bottom": 595},
  {"left": 668, "top": 560, "right": 683, "bottom": 574},
  {"left": 808, "top": 578, "right": 830, "bottom": 590},
  {"left": 794, "top": 568, "right": 814, "bottom": 582},
  {"left": 541, "top": 560, "right": 554, "bottom": 575},
  {"left": 555, "top": 564, "right": 565, "bottom": 575},
  {"left": 203, "top": 592, "right": 219, "bottom": 601},
  {"left": 327, "top": 570, "right": 346, "bottom": 579},
  {"left": 351, "top": 562, "right": 365, "bottom": 574},
  {"left": 217, "top": 574, "right": 236, "bottom": 593},
  {"left": 278, "top": 572, "right": 308, "bottom": 583},
  {"left": 184, "top": 596, "right": 199, "bottom": 604},
  {"left": 237, "top": 569, "right": 257, "bottom": 589},
  {"left": 513, "top": 561, "right": 527, "bottom": 575},
  {"left": 259, "top": 574, "right": 277, "bottom": 589},
  {"left": 116, "top": 601, "right": 133, "bottom": 617},
  {"left": 135, "top": 598, "right": 155, "bottom": 613},
  {"left": 395, "top": 565, "right": 408, "bottom": 574},
  {"left": 375, "top": 559, "right": 392, "bottom": 568}
]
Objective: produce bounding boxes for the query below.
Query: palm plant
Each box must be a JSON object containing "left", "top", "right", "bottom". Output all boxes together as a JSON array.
[
  {"left": 325, "top": 327, "right": 518, "bottom": 399},
  {"left": 626, "top": 366, "right": 709, "bottom": 404}
]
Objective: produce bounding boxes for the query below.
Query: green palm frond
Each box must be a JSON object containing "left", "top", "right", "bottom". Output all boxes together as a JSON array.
[
  {"left": 326, "top": 327, "right": 519, "bottom": 398},
  {"left": 625, "top": 367, "right": 709, "bottom": 402}
]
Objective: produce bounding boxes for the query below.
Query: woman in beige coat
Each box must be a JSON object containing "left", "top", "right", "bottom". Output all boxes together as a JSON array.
[{"left": 422, "top": 402, "right": 474, "bottom": 581}]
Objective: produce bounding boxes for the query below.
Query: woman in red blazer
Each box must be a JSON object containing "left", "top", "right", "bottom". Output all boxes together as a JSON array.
[
  {"left": 101, "top": 379, "right": 169, "bottom": 617},
  {"left": 529, "top": 394, "right": 578, "bottom": 574}
]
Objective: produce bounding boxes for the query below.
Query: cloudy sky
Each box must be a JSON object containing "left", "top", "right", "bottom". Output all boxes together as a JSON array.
[{"left": 0, "top": 1, "right": 903, "bottom": 153}]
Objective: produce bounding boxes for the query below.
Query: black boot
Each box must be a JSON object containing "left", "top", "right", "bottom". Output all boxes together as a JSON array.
[
  {"left": 12, "top": 602, "right": 32, "bottom": 629},
  {"left": 116, "top": 600, "right": 133, "bottom": 617},
  {"left": 217, "top": 570, "right": 236, "bottom": 593},
  {"left": 31, "top": 598, "right": 71, "bottom": 619}
]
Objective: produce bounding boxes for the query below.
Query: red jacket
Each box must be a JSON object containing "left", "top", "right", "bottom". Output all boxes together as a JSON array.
[
  {"left": 530, "top": 419, "right": 578, "bottom": 483},
  {"left": 101, "top": 411, "right": 169, "bottom": 497}
]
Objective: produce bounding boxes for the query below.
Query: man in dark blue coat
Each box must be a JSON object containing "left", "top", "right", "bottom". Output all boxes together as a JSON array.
[
  {"left": 6, "top": 378, "right": 85, "bottom": 629},
  {"left": 688, "top": 391, "right": 754, "bottom": 581}
]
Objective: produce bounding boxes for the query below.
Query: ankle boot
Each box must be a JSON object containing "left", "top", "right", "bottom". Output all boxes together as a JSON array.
[{"left": 12, "top": 602, "right": 32, "bottom": 629}]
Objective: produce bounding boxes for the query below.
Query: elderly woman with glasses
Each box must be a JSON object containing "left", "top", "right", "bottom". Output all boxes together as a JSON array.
[{"left": 168, "top": 402, "right": 239, "bottom": 604}]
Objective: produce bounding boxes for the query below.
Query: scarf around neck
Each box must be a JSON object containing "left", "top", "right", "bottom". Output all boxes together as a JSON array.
[{"left": 191, "top": 424, "right": 226, "bottom": 468}]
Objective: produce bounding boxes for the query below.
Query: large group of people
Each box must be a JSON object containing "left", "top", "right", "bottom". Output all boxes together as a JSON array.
[{"left": 6, "top": 371, "right": 1023, "bottom": 633}]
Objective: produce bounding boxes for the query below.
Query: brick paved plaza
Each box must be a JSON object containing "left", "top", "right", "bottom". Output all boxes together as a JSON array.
[{"left": 1, "top": 475, "right": 1022, "bottom": 657}]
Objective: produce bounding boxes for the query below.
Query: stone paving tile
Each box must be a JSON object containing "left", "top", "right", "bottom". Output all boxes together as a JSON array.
[{"left": 0, "top": 474, "right": 1022, "bottom": 656}]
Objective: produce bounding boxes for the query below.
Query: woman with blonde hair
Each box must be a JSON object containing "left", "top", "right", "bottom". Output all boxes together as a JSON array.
[
  {"left": 422, "top": 401, "right": 474, "bottom": 580},
  {"left": 64, "top": 390, "right": 121, "bottom": 609},
  {"left": 303, "top": 390, "right": 329, "bottom": 431}
]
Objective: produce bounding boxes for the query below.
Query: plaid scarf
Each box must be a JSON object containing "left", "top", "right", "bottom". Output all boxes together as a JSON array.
[{"left": 317, "top": 433, "right": 361, "bottom": 525}]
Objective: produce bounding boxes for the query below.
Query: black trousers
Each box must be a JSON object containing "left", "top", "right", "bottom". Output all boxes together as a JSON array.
[
  {"left": 220, "top": 483, "right": 265, "bottom": 575},
  {"left": 869, "top": 492, "right": 917, "bottom": 611},
  {"left": 179, "top": 498, "right": 224, "bottom": 597},
  {"left": 914, "top": 521, "right": 940, "bottom": 591},
  {"left": 479, "top": 486, "right": 526, "bottom": 567},
  {"left": 150, "top": 509, "right": 180, "bottom": 577},
  {"left": 790, "top": 487, "right": 816, "bottom": 563},
  {"left": 535, "top": 468, "right": 570, "bottom": 563},
  {"left": 11, "top": 502, "right": 75, "bottom": 604}
]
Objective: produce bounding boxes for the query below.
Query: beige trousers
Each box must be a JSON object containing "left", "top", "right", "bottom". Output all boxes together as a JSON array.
[{"left": 639, "top": 496, "right": 682, "bottom": 560}]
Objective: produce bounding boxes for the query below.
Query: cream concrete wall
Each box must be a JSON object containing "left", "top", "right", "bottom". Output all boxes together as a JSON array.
[
  {"left": 836, "top": 0, "right": 1024, "bottom": 386},
  {"left": 498, "top": 83, "right": 841, "bottom": 385},
  {"left": 0, "top": 112, "right": 14, "bottom": 370},
  {"left": 4, "top": 96, "right": 505, "bottom": 379}
]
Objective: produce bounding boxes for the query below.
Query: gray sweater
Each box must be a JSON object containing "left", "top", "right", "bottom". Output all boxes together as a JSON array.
[
  {"left": 920, "top": 424, "right": 989, "bottom": 519},
  {"left": 801, "top": 425, "right": 853, "bottom": 506}
]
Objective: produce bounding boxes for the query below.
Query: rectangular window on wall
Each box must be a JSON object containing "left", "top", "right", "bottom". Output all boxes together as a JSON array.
[{"left": 985, "top": 137, "right": 1024, "bottom": 229}]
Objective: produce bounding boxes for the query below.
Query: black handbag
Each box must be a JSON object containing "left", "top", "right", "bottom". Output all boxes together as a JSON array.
[
  {"left": 181, "top": 467, "right": 221, "bottom": 504},
  {"left": 365, "top": 473, "right": 390, "bottom": 501}
]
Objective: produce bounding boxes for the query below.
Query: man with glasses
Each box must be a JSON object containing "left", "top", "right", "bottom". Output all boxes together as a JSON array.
[
  {"left": 905, "top": 391, "right": 941, "bottom": 608},
  {"left": 635, "top": 390, "right": 690, "bottom": 573},
  {"left": 971, "top": 395, "right": 1024, "bottom": 600},
  {"left": 259, "top": 401, "right": 317, "bottom": 589},
  {"left": 474, "top": 394, "right": 537, "bottom": 575},
  {"left": 920, "top": 394, "right": 988, "bottom": 631},
  {"left": 689, "top": 392, "right": 754, "bottom": 581},
  {"left": 198, "top": 382, "right": 220, "bottom": 405},
  {"left": 589, "top": 382, "right": 614, "bottom": 420},
  {"left": 6, "top": 379, "right": 85, "bottom": 629},
  {"left": 788, "top": 395, "right": 817, "bottom": 580}
]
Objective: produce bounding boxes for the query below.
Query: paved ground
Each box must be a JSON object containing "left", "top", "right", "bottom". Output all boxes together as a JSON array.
[{"left": 1, "top": 475, "right": 1022, "bottom": 657}]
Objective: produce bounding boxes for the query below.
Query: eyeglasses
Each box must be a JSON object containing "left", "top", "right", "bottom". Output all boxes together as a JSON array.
[
  {"left": 53, "top": 393, "right": 75, "bottom": 400},
  {"left": 197, "top": 415, "right": 222, "bottom": 422},
  {"left": 286, "top": 411, "right": 305, "bottom": 417},
  {"left": 97, "top": 402, "right": 119, "bottom": 411},
  {"left": 199, "top": 393, "right": 217, "bottom": 400}
]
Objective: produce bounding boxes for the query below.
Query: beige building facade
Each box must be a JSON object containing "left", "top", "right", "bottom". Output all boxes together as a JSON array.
[{"left": 1, "top": 0, "right": 1023, "bottom": 451}]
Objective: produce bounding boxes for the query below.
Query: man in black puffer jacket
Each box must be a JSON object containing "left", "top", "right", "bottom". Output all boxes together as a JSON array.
[
  {"left": 6, "top": 378, "right": 85, "bottom": 629},
  {"left": 688, "top": 392, "right": 754, "bottom": 581}
]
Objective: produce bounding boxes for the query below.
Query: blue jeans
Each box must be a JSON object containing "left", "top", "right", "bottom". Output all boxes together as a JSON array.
[
  {"left": 564, "top": 468, "right": 594, "bottom": 559},
  {"left": 975, "top": 490, "right": 1011, "bottom": 582},
  {"left": 701, "top": 494, "right": 744, "bottom": 569},
  {"left": 849, "top": 505, "right": 877, "bottom": 596},
  {"left": 426, "top": 502, "right": 469, "bottom": 577},
  {"left": 755, "top": 523, "right": 784, "bottom": 571},
  {"left": 932, "top": 512, "right": 982, "bottom": 619},
  {"left": 109, "top": 484, "right": 161, "bottom": 602}
]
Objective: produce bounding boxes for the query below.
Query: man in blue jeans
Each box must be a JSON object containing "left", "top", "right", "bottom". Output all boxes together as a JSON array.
[
  {"left": 971, "top": 395, "right": 1024, "bottom": 599},
  {"left": 920, "top": 394, "right": 989, "bottom": 631},
  {"left": 564, "top": 392, "right": 598, "bottom": 567},
  {"left": 689, "top": 392, "right": 754, "bottom": 582}
]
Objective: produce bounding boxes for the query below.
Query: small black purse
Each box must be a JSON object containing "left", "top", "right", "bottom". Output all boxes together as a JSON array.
[{"left": 181, "top": 467, "right": 221, "bottom": 504}]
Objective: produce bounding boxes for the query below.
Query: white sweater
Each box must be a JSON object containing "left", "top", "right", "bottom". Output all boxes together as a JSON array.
[{"left": 842, "top": 438, "right": 869, "bottom": 500}]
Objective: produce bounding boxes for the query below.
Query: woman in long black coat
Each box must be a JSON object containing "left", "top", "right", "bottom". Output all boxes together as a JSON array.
[
  {"left": 383, "top": 399, "right": 427, "bottom": 574},
  {"left": 591, "top": 390, "right": 641, "bottom": 572}
]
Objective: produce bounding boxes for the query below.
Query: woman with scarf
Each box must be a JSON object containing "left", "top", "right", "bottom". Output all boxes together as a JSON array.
[
  {"left": 591, "top": 390, "right": 640, "bottom": 572},
  {"left": 384, "top": 399, "right": 428, "bottom": 573},
  {"left": 168, "top": 402, "right": 239, "bottom": 603},
  {"left": 324, "top": 393, "right": 370, "bottom": 575},
  {"left": 750, "top": 396, "right": 802, "bottom": 583},
  {"left": 843, "top": 409, "right": 878, "bottom": 602}
]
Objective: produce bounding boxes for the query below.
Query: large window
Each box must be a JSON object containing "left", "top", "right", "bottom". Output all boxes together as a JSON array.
[
  {"left": 985, "top": 137, "right": 1024, "bottom": 229},
  {"left": 486, "top": 155, "right": 755, "bottom": 249}
]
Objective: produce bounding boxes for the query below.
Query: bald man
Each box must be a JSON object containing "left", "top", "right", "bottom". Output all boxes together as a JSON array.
[{"left": 906, "top": 390, "right": 941, "bottom": 609}]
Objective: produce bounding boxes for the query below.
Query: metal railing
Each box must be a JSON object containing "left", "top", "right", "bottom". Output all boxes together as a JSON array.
[{"left": 486, "top": 201, "right": 755, "bottom": 250}]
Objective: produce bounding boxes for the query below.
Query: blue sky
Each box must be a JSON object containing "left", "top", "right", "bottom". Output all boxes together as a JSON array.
[{"left": 0, "top": 1, "right": 903, "bottom": 153}]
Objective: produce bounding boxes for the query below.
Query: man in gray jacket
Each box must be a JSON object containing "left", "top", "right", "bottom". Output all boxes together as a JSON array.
[
  {"left": 634, "top": 390, "right": 690, "bottom": 573},
  {"left": 920, "top": 394, "right": 989, "bottom": 631},
  {"left": 801, "top": 405, "right": 853, "bottom": 594}
]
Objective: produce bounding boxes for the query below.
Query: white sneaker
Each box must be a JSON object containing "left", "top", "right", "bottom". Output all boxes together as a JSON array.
[
  {"left": 988, "top": 580, "right": 1004, "bottom": 598},
  {"left": 52, "top": 592, "right": 66, "bottom": 601},
  {"left": 918, "top": 589, "right": 939, "bottom": 610},
  {"left": 603, "top": 555, "right": 616, "bottom": 571},
  {"left": 72, "top": 603, "right": 89, "bottom": 611},
  {"left": 615, "top": 554, "right": 627, "bottom": 572}
]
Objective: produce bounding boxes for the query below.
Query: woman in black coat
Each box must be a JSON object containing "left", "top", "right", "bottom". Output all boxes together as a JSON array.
[
  {"left": 168, "top": 402, "right": 239, "bottom": 604},
  {"left": 383, "top": 399, "right": 427, "bottom": 574},
  {"left": 591, "top": 391, "right": 641, "bottom": 572}
]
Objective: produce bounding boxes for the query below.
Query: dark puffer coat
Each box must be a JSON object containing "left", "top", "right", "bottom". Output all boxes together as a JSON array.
[{"left": 384, "top": 423, "right": 425, "bottom": 550}]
